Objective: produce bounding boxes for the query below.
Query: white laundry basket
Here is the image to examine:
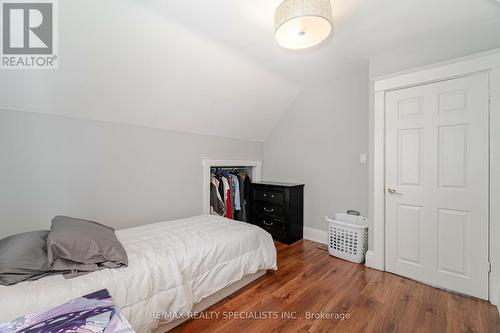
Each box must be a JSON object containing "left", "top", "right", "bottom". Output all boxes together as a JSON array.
[{"left": 325, "top": 212, "right": 368, "bottom": 263}]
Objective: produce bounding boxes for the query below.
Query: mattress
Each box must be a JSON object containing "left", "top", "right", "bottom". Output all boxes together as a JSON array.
[{"left": 0, "top": 215, "right": 277, "bottom": 332}]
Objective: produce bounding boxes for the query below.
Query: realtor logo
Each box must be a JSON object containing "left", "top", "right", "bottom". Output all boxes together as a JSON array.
[{"left": 1, "top": 0, "right": 57, "bottom": 69}]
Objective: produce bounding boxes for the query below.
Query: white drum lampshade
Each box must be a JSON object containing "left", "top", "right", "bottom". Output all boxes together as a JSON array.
[{"left": 274, "top": 0, "right": 332, "bottom": 49}]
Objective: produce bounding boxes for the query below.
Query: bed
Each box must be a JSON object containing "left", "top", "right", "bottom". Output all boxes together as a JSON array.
[{"left": 0, "top": 215, "right": 277, "bottom": 332}]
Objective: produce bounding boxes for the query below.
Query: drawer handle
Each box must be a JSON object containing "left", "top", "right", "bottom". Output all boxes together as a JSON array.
[
  {"left": 262, "top": 220, "right": 273, "bottom": 226},
  {"left": 263, "top": 207, "right": 274, "bottom": 213}
]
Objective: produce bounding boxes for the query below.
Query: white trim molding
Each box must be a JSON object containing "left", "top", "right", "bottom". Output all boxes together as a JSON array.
[
  {"left": 497, "top": 288, "right": 500, "bottom": 316},
  {"left": 202, "top": 159, "right": 262, "bottom": 215},
  {"left": 365, "top": 250, "right": 376, "bottom": 268},
  {"left": 366, "top": 89, "right": 386, "bottom": 271},
  {"left": 303, "top": 226, "right": 328, "bottom": 245},
  {"left": 491, "top": 66, "right": 500, "bottom": 307},
  {"left": 369, "top": 49, "right": 500, "bottom": 305}
]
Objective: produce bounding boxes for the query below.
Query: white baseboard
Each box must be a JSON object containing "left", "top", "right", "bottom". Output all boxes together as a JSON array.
[
  {"left": 303, "top": 226, "right": 327, "bottom": 245},
  {"left": 497, "top": 291, "right": 500, "bottom": 316},
  {"left": 365, "top": 250, "right": 384, "bottom": 271},
  {"left": 365, "top": 250, "right": 376, "bottom": 268}
]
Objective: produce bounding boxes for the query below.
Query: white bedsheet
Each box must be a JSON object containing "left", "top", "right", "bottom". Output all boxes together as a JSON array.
[{"left": 0, "top": 215, "right": 277, "bottom": 332}]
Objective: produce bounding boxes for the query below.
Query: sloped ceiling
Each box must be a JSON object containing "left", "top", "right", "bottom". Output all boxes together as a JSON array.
[{"left": 1, "top": 0, "right": 499, "bottom": 141}]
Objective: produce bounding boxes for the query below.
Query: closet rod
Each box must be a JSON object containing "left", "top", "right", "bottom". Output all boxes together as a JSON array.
[{"left": 210, "top": 166, "right": 250, "bottom": 169}]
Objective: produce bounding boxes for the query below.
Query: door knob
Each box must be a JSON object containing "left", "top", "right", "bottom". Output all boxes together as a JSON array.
[{"left": 387, "top": 187, "right": 403, "bottom": 195}]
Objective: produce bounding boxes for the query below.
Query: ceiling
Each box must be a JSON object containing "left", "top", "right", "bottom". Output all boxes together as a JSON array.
[{"left": 1, "top": 0, "right": 499, "bottom": 141}]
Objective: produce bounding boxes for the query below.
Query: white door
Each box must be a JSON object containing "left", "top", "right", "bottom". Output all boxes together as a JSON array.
[{"left": 385, "top": 73, "right": 489, "bottom": 299}]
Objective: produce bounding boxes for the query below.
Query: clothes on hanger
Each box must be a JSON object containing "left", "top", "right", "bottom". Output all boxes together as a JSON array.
[
  {"left": 229, "top": 174, "right": 241, "bottom": 211},
  {"left": 210, "top": 175, "right": 225, "bottom": 216},
  {"left": 235, "top": 176, "right": 246, "bottom": 222},
  {"left": 210, "top": 183, "right": 225, "bottom": 216},
  {"left": 220, "top": 176, "right": 231, "bottom": 219},
  {"left": 243, "top": 173, "right": 252, "bottom": 222},
  {"left": 211, "top": 176, "right": 223, "bottom": 204},
  {"left": 209, "top": 167, "right": 251, "bottom": 222}
]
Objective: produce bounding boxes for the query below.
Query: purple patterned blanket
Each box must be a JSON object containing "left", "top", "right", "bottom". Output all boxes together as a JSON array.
[{"left": 0, "top": 289, "right": 135, "bottom": 333}]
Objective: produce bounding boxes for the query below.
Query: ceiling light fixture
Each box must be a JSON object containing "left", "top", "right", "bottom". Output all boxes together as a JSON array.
[{"left": 274, "top": 0, "right": 332, "bottom": 50}]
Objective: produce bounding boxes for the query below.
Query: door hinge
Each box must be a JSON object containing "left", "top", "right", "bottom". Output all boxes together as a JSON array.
[{"left": 488, "top": 262, "right": 492, "bottom": 273}]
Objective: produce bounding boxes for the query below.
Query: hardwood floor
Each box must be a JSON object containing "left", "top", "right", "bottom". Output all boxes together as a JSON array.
[{"left": 171, "top": 240, "right": 500, "bottom": 333}]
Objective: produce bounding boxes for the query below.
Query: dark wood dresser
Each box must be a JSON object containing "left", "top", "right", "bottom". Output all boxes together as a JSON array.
[{"left": 250, "top": 182, "right": 304, "bottom": 244}]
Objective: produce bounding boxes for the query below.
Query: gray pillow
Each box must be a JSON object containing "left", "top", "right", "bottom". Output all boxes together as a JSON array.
[
  {"left": 0, "top": 230, "right": 56, "bottom": 286},
  {"left": 47, "top": 216, "right": 128, "bottom": 277}
]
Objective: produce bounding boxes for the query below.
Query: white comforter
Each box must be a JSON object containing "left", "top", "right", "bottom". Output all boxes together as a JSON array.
[{"left": 0, "top": 215, "right": 277, "bottom": 332}]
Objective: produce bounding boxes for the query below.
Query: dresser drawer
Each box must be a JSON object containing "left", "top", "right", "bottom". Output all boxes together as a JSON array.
[
  {"left": 254, "top": 202, "right": 285, "bottom": 218},
  {"left": 255, "top": 216, "right": 286, "bottom": 237},
  {"left": 253, "top": 188, "right": 284, "bottom": 205}
]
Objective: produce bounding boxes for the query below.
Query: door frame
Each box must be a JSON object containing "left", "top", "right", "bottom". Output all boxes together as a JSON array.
[{"left": 367, "top": 48, "right": 500, "bottom": 305}]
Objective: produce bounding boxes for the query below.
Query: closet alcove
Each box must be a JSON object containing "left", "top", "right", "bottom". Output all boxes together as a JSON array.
[{"left": 202, "top": 159, "right": 262, "bottom": 215}]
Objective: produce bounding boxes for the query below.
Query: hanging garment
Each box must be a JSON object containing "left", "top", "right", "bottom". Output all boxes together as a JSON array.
[
  {"left": 221, "top": 176, "right": 232, "bottom": 219},
  {"left": 229, "top": 174, "right": 241, "bottom": 211},
  {"left": 244, "top": 174, "right": 252, "bottom": 222},
  {"left": 216, "top": 175, "right": 225, "bottom": 202},
  {"left": 226, "top": 188, "right": 233, "bottom": 219},
  {"left": 210, "top": 183, "right": 225, "bottom": 216},
  {"left": 211, "top": 175, "right": 223, "bottom": 204},
  {"left": 232, "top": 190, "right": 236, "bottom": 218},
  {"left": 221, "top": 176, "right": 230, "bottom": 199},
  {"left": 236, "top": 175, "right": 246, "bottom": 222},
  {"left": 229, "top": 176, "right": 235, "bottom": 219}
]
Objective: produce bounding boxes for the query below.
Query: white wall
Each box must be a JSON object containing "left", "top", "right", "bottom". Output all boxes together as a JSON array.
[
  {"left": 369, "top": 41, "right": 500, "bottom": 79},
  {"left": 0, "top": 1, "right": 302, "bottom": 143},
  {"left": 0, "top": 109, "right": 263, "bottom": 238},
  {"left": 262, "top": 65, "right": 369, "bottom": 236}
]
